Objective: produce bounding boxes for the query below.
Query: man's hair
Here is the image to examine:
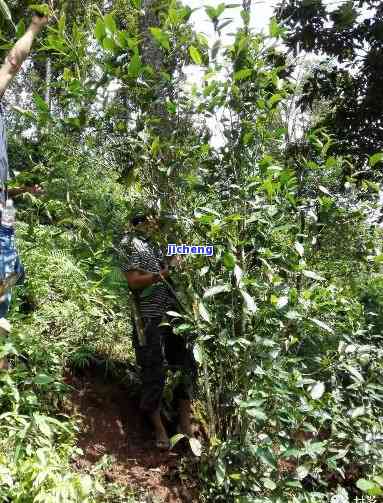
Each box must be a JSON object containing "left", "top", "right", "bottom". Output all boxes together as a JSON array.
[
  {"left": 129, "top": 208, "right": 177, "bottom": 227},
  {"left": 130, "top": 213, "right": 150, "bottom": 227}
]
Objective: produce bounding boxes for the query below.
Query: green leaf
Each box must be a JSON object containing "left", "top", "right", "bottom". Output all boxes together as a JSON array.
[
  {"left": 12, "top": 106, "right": 35, "bottom": 120},
  {"left": 130, "top": 0, "right": 142, "bottom": 7},
  {"left": 240, "top": 399, "right": 265, "bottom": 408},
  {"left": 0, "top": 342, "right": 18, "bottom": 357},
  {"left": 223, "top": 252, "right": 236, "bottom": 270},
  {"left": 233, "top": 68, "right": 252, "bottom": 81},
  {"left": 0, "top": 465, "right": 13, "bottom": 487},
  {"left": 28, "top": 3, "right": 50, "bottom": 17},
  {"left": 276, "top": 296, "right": 288, "bottom": 309},
  {"left": 285, "top": 310, "right": 301, "bottom": 320},
  {"left": 216, "top": 458, "right": 226, "bottom": 485},
  {"left": 169, "top": 433, "right": 185, "bottom": 448},
  {"left": 356, "top": 479, "right": 383, "bottom": 496},
  {"left": 243, "top": 132, "right": 253, "bottom": 145},
  {"left": 102, "top": 37, "right": 117, "bottom": 52},
  {"left": 198, "top": 302, "right": 211, "bottom": 323},
  {"left": 204, "top": 284, "right": 231, "bottom": 298},
  {"left": 255, "top": 447, "right": 277, "bottom": 469},
  {"left": 166, "top": 100, "right": 176, "bottom": 113},
  {"left": 150, "top": 27, "right": 170, "bottom": 50},
  {"left": 116, "top": 31, "right": 129, "bottom": 49},
  {"left": 241, "top": 290, "right": 257, "bottom": 313},
  {"left": 189, "top": 45, "right": 202, "bottom": 65},
  {"left": 246, "top": 408, "right": 267, "bottom": 421},
  {"left": 173, "top": 323, "right": 192, "bottom": 333},
  {"left": 294, "top": 241, "right": 304, "bottom": 257},
  {"left": 168, "top": 8, "right": 179, "bottom": 24},
  {"left": 0, "top": 0, "right": 14, "bottom": 28},
  {"left": 193, "top": 344, "right": 203, "bottom": 364},
  {"left": 350, "top": 406, "right": 365, "bottom": 418},
  {"left": 15, "top": 19, "right": 25, "bottom": 38},
  {"left": 189, "top": 437, "right": 202, "bottom": 456},
  {"left": 63, "top": 67, "right": 72, "bottom": 81},
  {"left": 318, "top": 185, "right": 331, "bottom": 195},
  {"left": 262, "top": 478, "right": 277, "bottom": 490},
  {"left": 211, "top": 40, "right": 221, "bottom": 60},
  {"left": 33, "top": 374, "right": 55, "bottom": 385},
  {"left": 128, "top": 53, "right": 141, "bottom": 77},
  {"left": 269, "top": 17, "right": 282, "bottom": 37},
  {"left": 33, "top": 94, "right": 49, "bottom": 113},
  {"left": 34, "top": 414, "right": 53, "bottom": 437},
  {"left": 302, "top": 270, "right": 325, "bottom": 281},
  {"left": 166, "top": 310, "right": 183, "bottom": 318},
  {"left": 309, "top": 318, "right": 334, "bottom": 334},
  {"left": 369, "top": 152, "right": 383, "bottom": 167},
  {"left": 331, "top": 2, "right": 358, "bottom": 29},
  {"left": 206, "top": 6, "right": 217, "bottom": 20},
  {"left": 151, "top": 136, "right": 160, "bottom": 156},
  {"left": 104, "top": 13, "right": 117, "bottom": 33},
  {"left": 303, "top": 441, "right": 326, "bottom": 456},
  {"left": 284, "top": 480, "right": 302, "bottom": 488},
  {"left": 217, "top": 19, "right": 232, "bottom": 31},
  {"left": 296, "top": 465, "right": 309, "bottom": 480},
  {"left": 310, "top": 381, "right": 325, "bottom": 400},
  {"left": 94, "top": 18, "right": 105, "bottom": 42},
  {"left": 346, "top": 365, "right": 364, "bottom": 383},
  {"left": 196, "top": 33, "right": 209, "bottom": 47}
]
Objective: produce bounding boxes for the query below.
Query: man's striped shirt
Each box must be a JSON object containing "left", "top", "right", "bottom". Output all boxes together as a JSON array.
[{"left": 119, "top": 233, "right": 177, "bottom": 318}]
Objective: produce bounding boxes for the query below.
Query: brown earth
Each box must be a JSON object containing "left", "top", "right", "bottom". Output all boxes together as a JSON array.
[{"left": 63, "top": 367, "right": 200, "bottom": 502}]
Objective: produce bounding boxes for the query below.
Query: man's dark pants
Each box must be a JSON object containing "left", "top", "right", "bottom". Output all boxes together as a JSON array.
[{"left": 132, "top": 316, "right": 198, "bottom": 414}]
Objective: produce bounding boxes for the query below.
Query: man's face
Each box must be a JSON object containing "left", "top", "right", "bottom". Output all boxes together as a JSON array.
[{"left": 134, "top": 216, "right": 161, "bottom": 237}]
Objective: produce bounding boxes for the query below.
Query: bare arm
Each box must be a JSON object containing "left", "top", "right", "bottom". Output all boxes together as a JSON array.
[
  {"left": 124, "top": 267, "right": 169, "bottom": 290},
  {"left": 8, "top": 184, "right": 43, "bottom": 197},
  {"left": 0, "top": 15, "right": 49, "bottom": 98}
]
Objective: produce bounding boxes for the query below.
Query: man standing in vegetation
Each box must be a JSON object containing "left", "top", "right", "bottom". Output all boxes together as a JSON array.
[
  {"left": 0, "top": 11, "right": 49, "bottom": 369},
  {"left": 119, "top": 210, "right": 197, "bottom": 450}
]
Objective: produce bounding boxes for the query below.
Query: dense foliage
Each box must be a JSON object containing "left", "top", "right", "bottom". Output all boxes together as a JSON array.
[
  {"left": 276, "top": 0, "right": 383, "bottom": 175},
  {"left": 0, "top": 1, "right": 383, "bottom": 502}
]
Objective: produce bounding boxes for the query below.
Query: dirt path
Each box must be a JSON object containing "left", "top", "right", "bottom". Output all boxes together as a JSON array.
[{"left": 64, "top": 368, "right": 199, "bottom": 502}]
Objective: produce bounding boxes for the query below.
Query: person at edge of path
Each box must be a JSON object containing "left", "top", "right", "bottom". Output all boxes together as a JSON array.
[
  {"left": 0, "top": 11, "right": 49, "bottom": 370},
  {"left": 118, "top": 209, "right": 198, "bottom": 451}
]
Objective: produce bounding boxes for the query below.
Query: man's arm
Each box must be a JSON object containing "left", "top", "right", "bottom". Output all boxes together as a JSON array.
[
  {"left": 124, "top": 267, "right": 169, "bottom": 290},
  {"left": 8, "top": 184, "right": 43, "bottom": 197},
  {"left": 0, "top": 14, "right": 49, "bottom": 98}
]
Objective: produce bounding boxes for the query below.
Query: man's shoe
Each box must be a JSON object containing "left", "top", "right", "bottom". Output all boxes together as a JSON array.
[{"left": 155, "top": 438, "right": 170, "bottom": 451}]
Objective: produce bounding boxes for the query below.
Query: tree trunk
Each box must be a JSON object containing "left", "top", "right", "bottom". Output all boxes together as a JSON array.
[{"left": 139, "top": 0, "right": 172, "bottom": 138}]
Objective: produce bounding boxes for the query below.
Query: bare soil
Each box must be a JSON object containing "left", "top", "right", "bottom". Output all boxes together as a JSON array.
[{"left": 64, "top": 366, "right": 200, "bottom": 502}]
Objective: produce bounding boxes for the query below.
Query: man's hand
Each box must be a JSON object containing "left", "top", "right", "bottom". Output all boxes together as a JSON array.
[
  {"left": 159, "top": 265, "right": 169, "bottom": 279},
  {"left": 8, "top": 184, "right": 44, "bottom": 198},
  {"left": 0, "top": 12, "right": 50, "bottom": 97},
  {"left": 30, "top": 14, "right": 50, "bottom": 32},
  {"left": 27, "top": 184, "right": 43, "bottom": 195}
]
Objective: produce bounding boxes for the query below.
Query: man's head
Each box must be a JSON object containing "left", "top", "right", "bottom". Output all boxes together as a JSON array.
[
  {"left": 129, "top": 209, "right": 178, "bottom": 238},
  {"left": 130, "top": 211, "right": 159, "bottom": 234}
]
